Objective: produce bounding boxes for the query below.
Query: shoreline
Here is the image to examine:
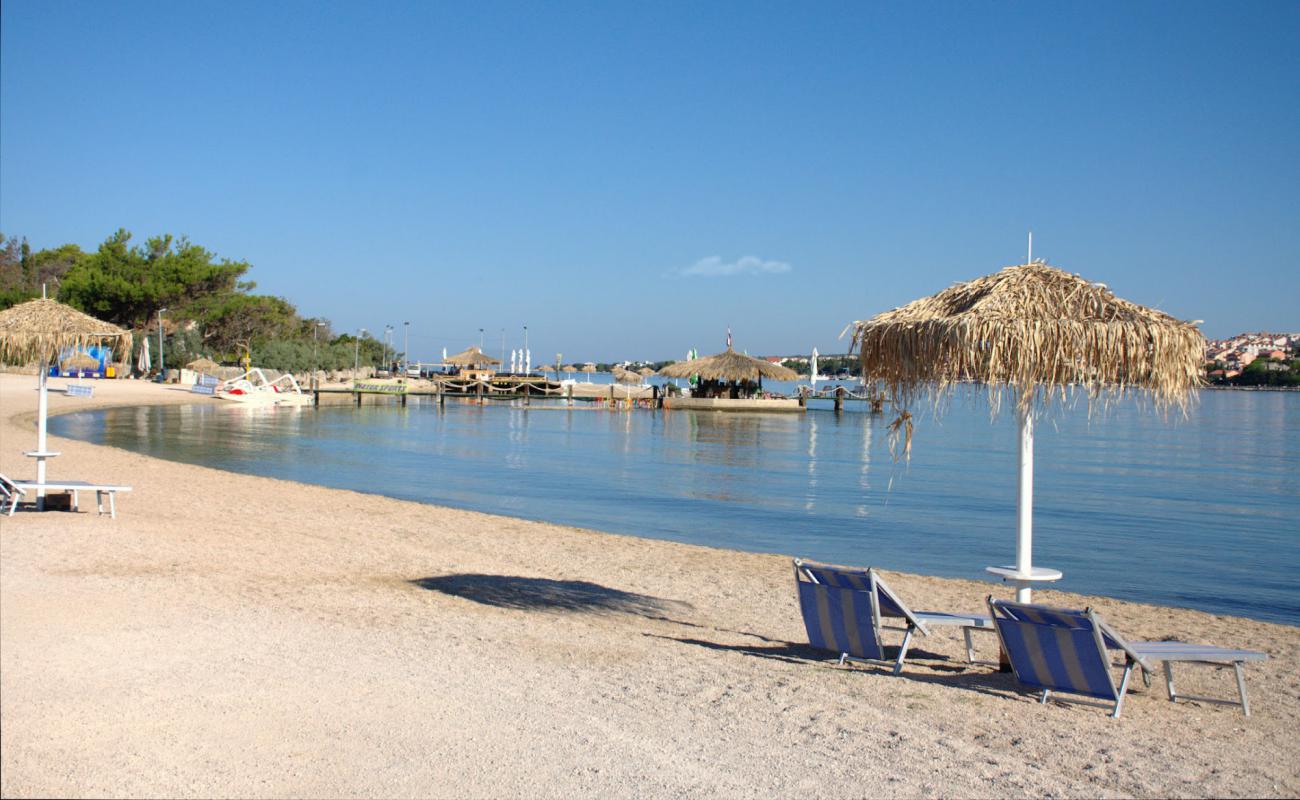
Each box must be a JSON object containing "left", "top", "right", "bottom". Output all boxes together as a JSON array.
[{"left": 2, "top": 374, "right": 1299, "bottom": 797}]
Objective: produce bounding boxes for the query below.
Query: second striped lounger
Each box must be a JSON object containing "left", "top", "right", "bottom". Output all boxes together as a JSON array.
[
  {"left": 793, "top": 558, "right": 994, "bottom": 675},
  {"left": 987, "top": 598, "right": 1268, "bottom": 717}
]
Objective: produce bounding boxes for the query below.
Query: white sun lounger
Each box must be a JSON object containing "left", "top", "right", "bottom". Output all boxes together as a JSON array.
[{"left": 1, "top": 474, "right": 132, "bottom": 518}]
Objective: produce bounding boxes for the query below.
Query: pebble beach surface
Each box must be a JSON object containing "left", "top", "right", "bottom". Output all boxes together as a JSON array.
[{"left": 2, "top": 374, "right": 1297, "bottom": 798}]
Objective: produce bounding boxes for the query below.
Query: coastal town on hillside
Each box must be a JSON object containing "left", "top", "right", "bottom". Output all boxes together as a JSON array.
[{"left": 1203, "top": 331, "right": 1300, "bottom": 386}]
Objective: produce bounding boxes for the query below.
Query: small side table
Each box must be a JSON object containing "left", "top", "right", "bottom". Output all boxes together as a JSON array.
[{"left": 23, "top": 450, "right": 60, "bottom": 509}]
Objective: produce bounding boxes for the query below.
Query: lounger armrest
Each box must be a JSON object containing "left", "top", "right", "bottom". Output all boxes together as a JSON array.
[
  {"left": 1128, "top": 642, "right": 1268, "bottom": 663},
  {"left": 913, "top": 611, "right": 994, "bottom": 629}
]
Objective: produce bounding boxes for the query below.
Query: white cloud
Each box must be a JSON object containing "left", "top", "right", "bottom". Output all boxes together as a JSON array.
[{"left": 678, "top": 255, "right": 792, "bottom": 277}]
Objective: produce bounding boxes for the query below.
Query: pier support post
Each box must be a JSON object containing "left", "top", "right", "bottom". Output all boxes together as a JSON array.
[
  {"left": 798, "top": 387, "right": 807, "bottom": 408},
  {"left": 354, "top": 390, "right": 362, "bottom": 407},
  {"left": 567, "top": 384, "right": 574, "bottom": 407},
  {"left": 476, "top": 380, "right": 484, "bottom": 405},
  {"left": 834, "top": 386, "right": 844, "bottom": 413}
]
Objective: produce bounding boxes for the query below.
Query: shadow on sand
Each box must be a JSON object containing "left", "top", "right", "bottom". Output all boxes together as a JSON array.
[{"left": 410, "top": 573, "right": 690, "bottom": 617}]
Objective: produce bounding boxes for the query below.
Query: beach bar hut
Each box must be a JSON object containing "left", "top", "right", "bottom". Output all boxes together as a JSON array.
[
  {"left": 444, "top": 346, "right": 500, "bottom": 380},
  {"left": 657, "top": 346, "right": 800, "bottom": 412},
  {"left": 0, "top": 298, "right": 132, "bottom": 508},
  {"left": 846, "top": 261, "right": 1204, "bottom": 601}
]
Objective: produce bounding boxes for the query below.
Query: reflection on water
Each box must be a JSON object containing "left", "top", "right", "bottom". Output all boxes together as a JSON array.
[{"left": 50, "top": 389, "right": 1300, "bottom": 625}]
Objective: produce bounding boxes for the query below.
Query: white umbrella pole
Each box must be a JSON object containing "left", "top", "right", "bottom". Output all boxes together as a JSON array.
[
  {"left": 1016, "top": 406, "right": 1034, "bottom": 602},
  {"left": 36, "top": 361, "right": 49, "bottom": 509}
]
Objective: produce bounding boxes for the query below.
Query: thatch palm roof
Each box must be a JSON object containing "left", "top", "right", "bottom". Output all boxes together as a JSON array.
[
  {"left": 616, "top": 370, "right": 642, "bottom": 384},
  {"left": 0, "top": 298, "right": 132, "bottom": 363},
  {"left": 560, "top": 364, "right": 578, "bottom": 373},
  {"left": 637, "top": 367, "right": 655, "bottom": 377},
  {"left": 60, "top": 352, "right": 101, "bottom": 370},
  {"left": 444, "top": 346, "right": 500, "bottom": 367},
  {"left": 847, "top": 262, "right": 1204, "bottom": 414},
  {"left": 581, "top": 363, "right": 597, "bottom": 373},
  {"left": 658, "top": 347, "right": 798, "bottom": 382},
  {"left": 187, "top": 356, "right": 222, "bottom": 372}
]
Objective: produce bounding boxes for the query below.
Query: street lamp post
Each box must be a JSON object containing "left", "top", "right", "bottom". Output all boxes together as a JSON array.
[
  {"left": 479, "top": 328, "right": 484, "bottom": 352},
  {"left": 523, "top": 324, "right": 528, "bottom": 373},
  {"left": 157, "top": 308, "right": 167, "bottom": 381},
  {"left": 403, "top": 321, "right": 410, "bottom": 376},
  {"left": 385, "top": 325, "right": 393, "bottom": 374},
  {"left": 313, "top": 321, "right": 327, "bottom": 373},
  {"left": 355, "top": 328, "right": 367, "bottom": 378},
  {"left": 500, "top": 328, "right": 506, "bottom": 373}
]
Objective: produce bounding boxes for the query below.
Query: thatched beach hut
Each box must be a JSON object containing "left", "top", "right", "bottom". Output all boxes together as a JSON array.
[
  {"left": 846, "top": 261, "right": 1204, "bottom": 600},
  {"left": 444, "top": 346, "right": 500, "bottom": 380},
  {"left": 657, "top": 346, "right": 800, "bottom": 412}
]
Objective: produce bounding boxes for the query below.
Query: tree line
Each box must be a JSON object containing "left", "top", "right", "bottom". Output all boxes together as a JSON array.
[{"left": 0, "top": 230, "right": 387, "bottom": 372}]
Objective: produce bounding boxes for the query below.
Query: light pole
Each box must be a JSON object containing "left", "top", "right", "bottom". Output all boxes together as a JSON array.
[
  {"left": 478, "top": 328, "right": 484, "bottom": 352},
  {"left": 385, "top": 325, "right": 393, "bottom": 374},
  {"left": 157, "top": 308, "right": 167, "bottom": 381},
  {"left": 523, "top": 324, "right": 529, "bottom": 373},
  {"left": 500, "top": 328, "right": 506, "bottom": 373},
  {"left": 403, "top": 321, "right": 410, "bottom": 376},
  {"left": 354, "top": 327, "right": 367, "bottom": 377},
  {"left": 313, "top": 321, "right": 327, "bottom": 373}
]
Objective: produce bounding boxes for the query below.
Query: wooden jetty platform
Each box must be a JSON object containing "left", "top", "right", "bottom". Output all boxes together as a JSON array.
[{"left": 310, "top": 377, "right": 886, "bottom": 413}]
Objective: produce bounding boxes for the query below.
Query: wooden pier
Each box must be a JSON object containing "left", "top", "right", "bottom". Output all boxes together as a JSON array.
[{"left": 310, "top": 377, "right": 886, "bottom": 413}]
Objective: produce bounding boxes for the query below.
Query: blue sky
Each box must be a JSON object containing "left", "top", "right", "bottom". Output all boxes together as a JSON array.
[{"left": 2, "top": 1, "right": 1296, "bottom": 362}]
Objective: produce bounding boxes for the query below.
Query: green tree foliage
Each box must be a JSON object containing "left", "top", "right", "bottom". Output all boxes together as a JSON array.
[
  {"left": 58, "top": 230, "right": 250, "bottom": 329},
  {"left": 0, "top": 234, "right": 83, "bottom": 308}
]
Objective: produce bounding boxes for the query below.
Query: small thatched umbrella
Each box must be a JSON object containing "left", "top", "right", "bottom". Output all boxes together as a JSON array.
[
  {"left": 616, "top": 369, "right": 642, "bottom": 385},
  {"left": 444, "top": 346, "right": 500, "bottom": 368},
  {"left": 638, "top": 367, "right": 655, "bottom": 377},
  {"left": 0, "top": 298, "right": 132, "bottom": 507},
  {"left": 186, "top": 356, "right": 221, "bottom": 374},
  {"left": 581, "top": 363, "right": 597, "bottom": 383},
  {"left": 60, "top": 352, "right": 101, "bottom": 372},
  {"left": 847, "top": 261, "right": 1204, "bottom": 601}
]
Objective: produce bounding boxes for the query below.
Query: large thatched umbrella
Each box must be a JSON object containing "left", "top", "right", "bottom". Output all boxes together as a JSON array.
[
  {"left": 658, "top": 347, "right": 798, "bottom": 382},
  {"left": 0, "top": 298, "right": 132, "bottom": 508},
  {"left": 444, "top": 346, "right": 500, "bottom": 368},
  {"left": 847, "top": 262, "right": 1204, "bottom": 601}
]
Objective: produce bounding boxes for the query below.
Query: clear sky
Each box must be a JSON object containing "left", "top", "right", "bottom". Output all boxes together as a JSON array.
[{"left": 2, "top": 1, "right": 1297, "bottom": 362}]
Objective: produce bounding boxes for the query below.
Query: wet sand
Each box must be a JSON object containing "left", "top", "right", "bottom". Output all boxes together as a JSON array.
[{"left": 1, "top": 373, "right": 1297, "bottom": 798}]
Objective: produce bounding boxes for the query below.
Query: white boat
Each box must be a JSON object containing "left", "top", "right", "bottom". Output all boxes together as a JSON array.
[{"left": 215, "top": 368, "right": 312, "bottom": 407}]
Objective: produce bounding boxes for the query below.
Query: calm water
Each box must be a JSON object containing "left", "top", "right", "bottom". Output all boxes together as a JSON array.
[{"left": 51, "top": 386, "right": 1300, "bottom": 625}]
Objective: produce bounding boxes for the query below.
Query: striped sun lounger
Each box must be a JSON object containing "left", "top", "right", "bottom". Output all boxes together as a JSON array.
[
  {"left": 987, "top": 598, "right": 1268, "bottom": 717},
  {"left": 794, "top": 558, "right": 993, "bottom": 675}
]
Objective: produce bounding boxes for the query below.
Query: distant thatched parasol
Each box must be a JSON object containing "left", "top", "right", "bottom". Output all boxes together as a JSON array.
[
  {"left": 0, "top": 298, "right": 132, "bottom": 509},
  {"left": 616, "top": 370, "right": 642, "bottom": 385},
  {"left": 444, "top": 346, "right": 500, "bottom": 367},
  {"left": 658, "top": 347, "right": 798, "bottom": 382},
  {"left": 560, "top": 364, "right": 578, "bottom": 374},
  {"left": 60, "top": 352, "right": 101, "bottom": 371},
  {"left": 187, "top": 356, "right": 221, "bottom": 373},
  {"left": 846, "top": 261, "right": 1205, "bottom": 601},
  {"left": 638, "top": 367, "right": 655, "bottom": 377},
  {"left": 581, "top": 363, "right": 597, "bottom": 372}
]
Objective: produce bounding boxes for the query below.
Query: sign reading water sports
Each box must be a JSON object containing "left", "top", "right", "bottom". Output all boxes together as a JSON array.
[{"left": 353, "top": 381, "right": 409, "bottom": 395}]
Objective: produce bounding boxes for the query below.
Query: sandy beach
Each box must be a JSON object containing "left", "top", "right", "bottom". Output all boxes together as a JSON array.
[{"left": 1, "top": 373, "right": 1297, "bottom": 799}]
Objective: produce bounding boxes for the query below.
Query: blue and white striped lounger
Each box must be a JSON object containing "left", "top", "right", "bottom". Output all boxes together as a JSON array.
[
  {"left": 794, "top": 558, "right": 993, "bottom": 675},
  {"left": 987, "top": 598, "right": 1267, "bottom": 717}
]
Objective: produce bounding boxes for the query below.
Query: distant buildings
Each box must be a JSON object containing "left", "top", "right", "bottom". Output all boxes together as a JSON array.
[{"left": 1203, "top": 332, "right": 1299, "bottom": 386}]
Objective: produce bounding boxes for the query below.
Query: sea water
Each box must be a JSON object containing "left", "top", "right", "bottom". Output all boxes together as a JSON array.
[{"left": 50, "top": 386, "right": 1300, "bottom": 625}]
